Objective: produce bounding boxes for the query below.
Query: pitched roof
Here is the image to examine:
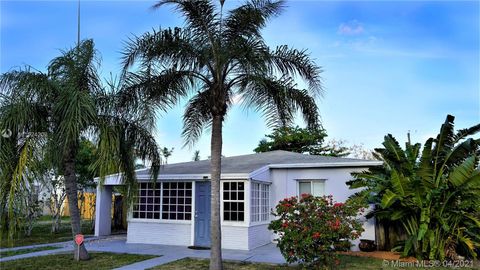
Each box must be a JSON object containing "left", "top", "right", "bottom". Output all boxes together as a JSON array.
[{"left": 136, "top": 150, "right": 380, "bottom": 177}]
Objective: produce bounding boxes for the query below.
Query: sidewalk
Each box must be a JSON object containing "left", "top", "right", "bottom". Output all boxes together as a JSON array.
[{"left": 1, "top": 234, "right": 287, "bottom": 269}]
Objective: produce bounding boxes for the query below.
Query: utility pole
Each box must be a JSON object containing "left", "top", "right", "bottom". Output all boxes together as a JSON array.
[{"left": 77, "top": 0, "right": 80, "bottom": 47}]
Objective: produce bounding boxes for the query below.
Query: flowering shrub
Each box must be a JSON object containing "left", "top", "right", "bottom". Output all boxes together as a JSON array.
[{"left": 268, "top": 194, "right": 365, "bottom": 268}]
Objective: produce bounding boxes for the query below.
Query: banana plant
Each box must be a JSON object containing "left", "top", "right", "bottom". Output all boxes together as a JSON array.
[{"left": 348, "top": 115, "right": 480, "bottom": 260}]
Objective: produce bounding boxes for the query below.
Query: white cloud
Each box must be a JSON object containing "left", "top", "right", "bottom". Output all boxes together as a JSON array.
[{"left": 338, "top": 20, "right": 364, "bottom": 36}]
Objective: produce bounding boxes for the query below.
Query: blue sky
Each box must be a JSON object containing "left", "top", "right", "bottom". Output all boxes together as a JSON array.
[{"left": 1, "top": 0, "right": 479, "bottom": 163}]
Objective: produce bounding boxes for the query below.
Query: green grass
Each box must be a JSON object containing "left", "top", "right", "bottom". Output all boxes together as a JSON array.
[
  {"left": 0, "top": 252, "right": 157, "bottom": 270},
  {"left": 149, "top": 258, "right": 292, "bottom": 270},
  {"left": 150, "top": 256, "right": 480, "bottom": 270},
  {"left": 0, "top": 246, "right": 61, "bottom": 258},
  {"left": 37, "top": 216, "right": 71, "bottom": 222},
  {"left": 0, "top": 220, "right": 92, "bottom": 248}
]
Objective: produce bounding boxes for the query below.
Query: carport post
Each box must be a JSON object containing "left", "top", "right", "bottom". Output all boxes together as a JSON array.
[{"left": 94, "top": 184, "right": 112, "bottom": 236}]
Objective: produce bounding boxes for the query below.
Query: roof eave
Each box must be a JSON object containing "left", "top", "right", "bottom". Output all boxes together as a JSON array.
[{"left": 267, "top": 161, "right": 383, "bottom": 169}]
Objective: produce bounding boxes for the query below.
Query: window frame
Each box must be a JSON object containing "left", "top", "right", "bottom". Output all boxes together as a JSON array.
[
  {"left": 221, "top": 180, "right": 247, "bottom": 224},
  {"left": 130, "top": 181, "right": 193, "bottom": 224},
  {"left": 297, "top": 179, "right": 326, "bottom": 197},
  {"left": 250, "top": 181, "right": 271, "bottom": 225},
  {"left": 161, "top": 181, "right": 193, "bottom": 221}
]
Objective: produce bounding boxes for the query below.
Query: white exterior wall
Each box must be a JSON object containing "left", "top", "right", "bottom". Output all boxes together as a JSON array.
[
  {"left": 248, "top": 224, "right": 271, "bottom": 250},
  {"left": 124, "top": 167, "right": 376, "bottom": 250},
  {"left": 221, "top": 225, "right": 249, "bottom": 250},
  {"left": 127, "top": 221, "right": 191, "bottom": 246},
  {"left": 269, "top": 167, "right": 375, "bottom": 251},
  {"left": 270, "top": 167, "right": 365, "bottom": 202},
  {"left": 250, "top": 167, "right": 271, "bottom": 182}
]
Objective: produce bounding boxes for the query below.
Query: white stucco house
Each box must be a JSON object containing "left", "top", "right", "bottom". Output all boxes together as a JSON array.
[{"left": 94, "top": 150, "right": 381, "bottom": 251}]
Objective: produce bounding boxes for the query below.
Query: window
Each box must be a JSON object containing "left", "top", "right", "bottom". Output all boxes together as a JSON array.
[
  {"left": 261, "top": 184, "right": 269, "bottom": 221},
  {"left": 162, "top": 182, "right": 192, "bottom": 220},
  {"left": 132, "top": 182, "right": 192, "bottom": 221},
  {"left": 251, "top": 182, "right": 270, "bottom": 222},
  {"left": 133, "top": 183, "right": 160, "bottom": 219},
  {"left": 223, "top": 182, "right": 245, "bottom": 221},
  {"left": 298, "top": 180, "right": 325, "bottom": 197}
]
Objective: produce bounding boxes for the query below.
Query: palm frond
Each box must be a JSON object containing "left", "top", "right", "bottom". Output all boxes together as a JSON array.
[
  {"left": 121, "top": 27, "right": 204, "bottom": 73},
  {"left": 151, "top": 0, "right": 218, "bottom": 48},
  {"left": 238, "top": 75, "right": 319, "bottom": 129},
  {"left": 182, "top": 89, "right": 213, "bottom": 147},
  {"left": 224, "top": 0, "right": 285, "bottom": 38},
  {"left": 269, "top": 45, "right": 323, "bottom": 95},
  {"left": 54, "top": 88, "right": 96, "bottom": 150},
  {"left": 121, "top": 68, "right": 196, "bottom": 112}
]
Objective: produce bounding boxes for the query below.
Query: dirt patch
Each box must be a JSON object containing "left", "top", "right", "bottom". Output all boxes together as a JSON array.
[{"left": 338, "top": 251, "right": 417, "bottom": 262}]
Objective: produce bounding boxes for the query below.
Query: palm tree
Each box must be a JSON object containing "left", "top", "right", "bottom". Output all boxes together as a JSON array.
[
  {"left": 161, "top": 147, "right": 174, "bottom": 163},
  {"left": 122, "top": 1, "right": 322, "bottom": 268},
  {"left": 0, "top": 39, "right": 161, "bottom": 260},
  {"left": 192, "top": 150, "right": 201, "bottom": 161},
  {"left": 348, "top": 115, "right": 480, "bottom": 260}
]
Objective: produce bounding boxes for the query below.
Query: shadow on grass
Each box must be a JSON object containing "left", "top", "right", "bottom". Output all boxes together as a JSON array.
[
  {"left": 0, "top": 252, "right": 158, "bottom": 270},
  {"left": 0, "top": 246, "right": 61, "bottom": 258},
  {"left": 0, "top": 220, "right": 92, "bottom": 248}
]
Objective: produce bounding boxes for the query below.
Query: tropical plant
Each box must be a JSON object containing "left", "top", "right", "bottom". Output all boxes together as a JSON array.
[
  {"left": 46, "top": 176, "right": 67, "bottom": 233},
  {"left": 22, "top": 183, "right": 43, "bottom": 237},
  {"left": 254, "top": 126, "right": 327, "bottom": 153},
  {"left": 269, "top": 194, "right": 365, "bottom": 268},
  {"left": 192, "top": 150, "right": 201, "bottom": 161},
  {"left": 347, "top": 115, "right": 480, "bottom": 260},
  {"left": 161, "top": 147, "right": 174, "bottom": 164},
  {"left": 121, "top": 0, "right": 322, "bottom": 268},
  {"left": 76, "top": 137, "right": 98, "bottom": 190},
  {"left": 254, "top": 126, "right": 354, "bottom": 157},
  {"left": 0, "top": 39, "right": 161, "bottom": 260}
]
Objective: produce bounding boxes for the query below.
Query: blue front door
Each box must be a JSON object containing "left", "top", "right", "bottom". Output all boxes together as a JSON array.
[{"left": 194, "top": 181, "right": 211, "bottom": 247}]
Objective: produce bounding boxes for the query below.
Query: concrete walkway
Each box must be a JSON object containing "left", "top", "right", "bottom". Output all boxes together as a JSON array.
[
  {"left": 0, "top": 235, "right": 104, "bottom": 252},
  {"left": 1, "top": 235, "right": 287, "bottom": 269},
  {"left": 0, "top": 235, "right": 114, "bottom": 262}
]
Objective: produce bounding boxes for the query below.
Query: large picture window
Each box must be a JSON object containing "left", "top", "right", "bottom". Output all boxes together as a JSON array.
[
  {"left": 133, "top": 183, "right": 160, "bottom": 219},
  {"left": 251, "top": 182, "right": 270, "bottom": 222},
  {"left": 223, "top": 181, "right": 245, "bottom": 221},
  {"left": 132, "top": 182, "right": 192, "bottom": 221},
  {"left": 162, "top": 182, "right": 192, "bottom": 220}
]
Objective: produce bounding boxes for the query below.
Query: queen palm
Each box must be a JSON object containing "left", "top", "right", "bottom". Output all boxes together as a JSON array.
[
  {"left": 122, "top": 0, "right": 322, "bottom": 268},
  {"left": 0, "top": 39, "right": 161, "bottom": 260}
]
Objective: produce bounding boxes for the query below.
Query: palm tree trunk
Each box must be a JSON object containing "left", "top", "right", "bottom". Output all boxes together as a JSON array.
[
  {"left": 209, "top": 114, "right": 223, "bottom": 270},
  {"left": 64, "top": 147, "right": 89, "bottom": 261}
]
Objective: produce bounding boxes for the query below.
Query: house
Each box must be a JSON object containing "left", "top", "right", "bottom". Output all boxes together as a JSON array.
[{"left": 94, "top": 150, "right": 381, "bottom": 250}]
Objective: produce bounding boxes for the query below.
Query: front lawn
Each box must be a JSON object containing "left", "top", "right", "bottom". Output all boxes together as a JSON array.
[
  {"left": 0, "top": 246, "right": 61, "bottom": 258},
  {"left": 0, "top": 252, "right": 157, "bottom": 270},
  {"left": 150, "top": 258, "right": 291, "bottom": 270},
  {"left": 151, "top": 256, "right": 480, "bottom": 270},
  {"left": 0, "top": 220, "right": 92, "bottom": 248}
]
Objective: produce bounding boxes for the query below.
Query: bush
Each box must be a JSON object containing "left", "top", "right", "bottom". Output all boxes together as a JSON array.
[{"left": 269, "top": 194, "right": 365, "bottom": 268}]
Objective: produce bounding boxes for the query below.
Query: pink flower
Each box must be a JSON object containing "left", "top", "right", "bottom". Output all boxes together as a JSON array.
[{"left": 333, "top": 202, "right": 344, "bottom": 208}]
